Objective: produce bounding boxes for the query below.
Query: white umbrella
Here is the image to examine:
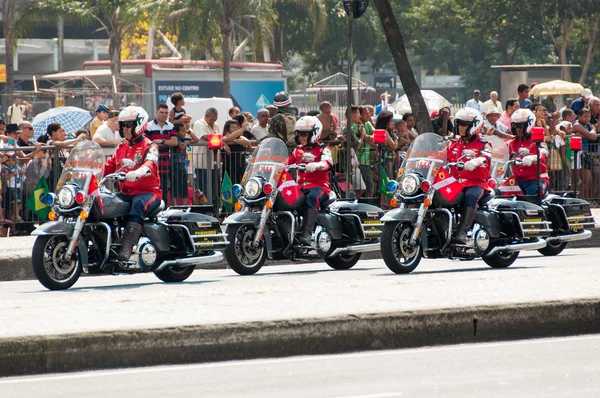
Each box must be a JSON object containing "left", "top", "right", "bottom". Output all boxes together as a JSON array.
[
  {"left": 390, "top": 90, "right": 452, "bottom": 115},
  {"left": 529, "top": 80, "right": 585, "bottom": 96},
  {"left": 32, "top": 106, "right": 93, "bottom": 139}
]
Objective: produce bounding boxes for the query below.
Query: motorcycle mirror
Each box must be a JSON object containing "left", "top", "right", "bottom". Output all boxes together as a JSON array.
[
  {"left": 518, "top": 148, "right": 530, "bottom": 156},
  {"left": 121, "top": 159, "right": 136, "bottom": 169}
]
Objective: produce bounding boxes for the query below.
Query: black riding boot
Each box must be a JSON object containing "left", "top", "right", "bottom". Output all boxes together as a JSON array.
[
  {"left": 118, "top": 222, "right": 143, "bottom": 261},
  {"left": 453, "top": 207, "right": 477, "bottom": 244},
  {"left": 299, "top": 209, "right": 318, "bottom": 246}
]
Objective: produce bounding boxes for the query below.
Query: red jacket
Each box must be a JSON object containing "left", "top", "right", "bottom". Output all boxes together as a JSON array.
[
  {"left": 447, "top": 135, "right": 492, "bottom": 189},
  {"left": 288, "top": 144, "right": 333, "bottom": 194},
  {"left": 508, "top": 137, "right": 549, "bottom": 183},
  {"left": 103, "top": 136, "right": 162, "bottom": 197}
]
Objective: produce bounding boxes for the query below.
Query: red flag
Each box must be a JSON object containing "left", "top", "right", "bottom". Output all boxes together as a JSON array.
[
  {"left": 432, "top": 169, "right": 463, "bottom": 202},
  {"left": 277, "top": 170, "right": 302, "bottom": 205},
  {"left": 88, "top": 174, "right": 104, "bottom": 213},
  {"left": 498, "top": 175, "right": 523, "bottom": 196}
]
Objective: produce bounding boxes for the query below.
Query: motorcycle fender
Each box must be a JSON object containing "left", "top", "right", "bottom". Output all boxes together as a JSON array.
[
  {"left": 143, "top": 222, "right": 172, "bottom": 252},
  {"left": 475, "top": 211, "right": 503, "bottom": 238},
  {"left": 317, "top": 214, "right": 344, "bottom": 240},
  {"left": 77, "top": 239, "right": 89, "bottom": 268},
  {"left": 222, "top": 211, "right": 261, "bottom": 225},
  {"left": 381, "top": 208, "right": 418, "bottom": 224},
  {"left": 31, "top": 221, "right": 74, "bottom": 236}
]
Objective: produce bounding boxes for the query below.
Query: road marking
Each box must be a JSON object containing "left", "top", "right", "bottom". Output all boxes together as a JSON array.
[{"left": 1, "top": 334, "right": 598, "bottom": 384}]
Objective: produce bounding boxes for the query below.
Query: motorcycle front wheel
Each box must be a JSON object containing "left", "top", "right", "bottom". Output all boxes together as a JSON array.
[
  {"left": 32, "top": 235, "right": 82, "bottom": 290},
  {"left": 224, "top": 224, "right": 267, "bottom": 275},
  {"left": 381, "top": 222, "right": 422, "bottom": 274}
]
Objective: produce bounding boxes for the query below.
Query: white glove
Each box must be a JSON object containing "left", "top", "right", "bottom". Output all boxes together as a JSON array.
[
  {"left": 302, "top": 153, "right": 316, "bottom": 162},
  {"left": 125, "top": 166, "right": 150, "bottom": 182},
  {"left": 305, "top": 162, "right": 319, "bottom": 172},
  {"left": 522, "top": 155, "right": 537, "bottom": 166},
  {"left": 464, "top": 157, "right": 485, "bottom": 171},
  {"left": 518, "top": 148, "right": 531, "bottom": 156},
  {"left": 462, "top": 149, "right": 476, "bottom": 159}
]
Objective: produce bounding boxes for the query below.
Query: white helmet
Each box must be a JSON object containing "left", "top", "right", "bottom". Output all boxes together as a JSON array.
[
  {"left": 118, "top": 106, "right": 149, "bottom": 138},
  {"left": 453, "top": 108, "right": 483, "bottom": 137},
  {"left": 294, "top": 115, "right": 323, "bottom": 145},
  {"left": 510, "top": 108, "right": 536, "bottom": 135}
]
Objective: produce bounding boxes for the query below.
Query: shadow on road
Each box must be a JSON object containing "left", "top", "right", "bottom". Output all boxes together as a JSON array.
[
  {"left": 374, "top": 266, "right": 541, "bottom": 276},
  {"left": 24, "top": 279, "right": 220, "bottom": 293},
  {"left": 225, "top": 267, "right": 372, "bottom": 278}
]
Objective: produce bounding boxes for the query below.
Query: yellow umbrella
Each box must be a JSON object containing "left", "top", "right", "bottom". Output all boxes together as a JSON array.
[{"left": 529, "top": 80, "right": 585, "bottom": 96}]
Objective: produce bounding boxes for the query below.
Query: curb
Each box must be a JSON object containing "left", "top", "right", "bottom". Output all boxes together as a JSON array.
[{"left": 1, "top": 298, "right": 599, "bottom": 377}]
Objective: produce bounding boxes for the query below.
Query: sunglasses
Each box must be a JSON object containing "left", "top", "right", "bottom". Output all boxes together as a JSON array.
[
  {"left": 122, "top": 122, "right": 136, "bottom": 128},
  {"left": 295, "top": 131, "right": 309, "bottom": 137},
  {"left": 456, "top": 121, "right": 472, "bottom": 127},
  {"left": 511, "top": 123, "right": 526, "bottom": 129}
]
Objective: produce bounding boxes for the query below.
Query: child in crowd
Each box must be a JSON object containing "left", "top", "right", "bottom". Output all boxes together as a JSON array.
[
  {"left": 3, "top": 153, "right": 23, "bottom": 222},
  {"left": 169, "top": 92, "right": 186, "bottom": 123},
  {"left": 172, "top": 122, "right": 199, "bottom": 205}
]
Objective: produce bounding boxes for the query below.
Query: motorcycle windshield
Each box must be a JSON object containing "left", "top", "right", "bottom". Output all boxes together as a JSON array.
[
  {"left": 487, "top": 135, "right": 510, "bottom": 183},
  {"left": 56, "top": 140, "right": 105, "bottom": 191},
  {"left": 397, "top": 133, "right": 448, "bottom": 180},
  {"left": 242, "top": 137, "right": 289, "bottom": 185}
]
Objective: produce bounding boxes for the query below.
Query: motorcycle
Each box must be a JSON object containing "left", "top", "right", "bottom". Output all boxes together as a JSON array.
[
  {"left": 31, "top": 140, "right": 228, "bottom": 290},
  {"left": 222, "top": 137, "right": 384, "bottom": 275},
  {"left": 488, "top": 135, "right": 595, "bottom": 256},
  {"left": 380, "top": 133, "right": 551, "bottom": 274}
]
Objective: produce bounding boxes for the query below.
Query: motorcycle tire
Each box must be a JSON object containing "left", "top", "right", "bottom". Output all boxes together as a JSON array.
[
  {"left": 32, "top": 235, "right": 82, "bottom": 290},
  {"left": 224, "top": 224, "right": 267, "bottom": 275},
  {"left": 324, "top": 252, "right": 361, "bottom": 270},
  {"left": 381, "top": 222, "right": 422, "bottom": 274},
  {"left": 482, "top": 250, "right": 519, "bottom": 268},
  {"left": 537, "top": 241, "right": 567, "bottom": 256},
  {"left": 154, "top": 265, "right": 195, "bottom": 283}
]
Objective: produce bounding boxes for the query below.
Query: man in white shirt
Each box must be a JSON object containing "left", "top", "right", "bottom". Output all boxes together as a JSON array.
[
  {"left": 7, "top": 98, "right": 32, "bottom": 124},
  {"left": 192, "top": 107, "right": 220, "bottom": 195},
  {"left": 92, "top": 110, "right": 122, "bottom": 158},
  {"left": 483, "top": 91, "right": 503, "bottom": 112},
  {"left": 250, "top": 108, "right": 269, "bottom": 141},
  {"left": 466, "top": 90, "right": 484, "bottom": 113},
  {"left": 483, "top": 103, "right": 511, "bottom": 139}
]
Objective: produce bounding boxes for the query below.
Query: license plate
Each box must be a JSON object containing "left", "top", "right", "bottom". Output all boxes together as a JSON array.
[
  {"left": 194, "top": 229, "right": 218, "bottom": 236},
  {"left": 571, "top": 225, "right": 584, "bottom": 231},
  {"left": 524, "top": 218, "right": 542, "bottom": 223},
  {"left": 363, "top": 220, "right": 380, "bottom": 225}
]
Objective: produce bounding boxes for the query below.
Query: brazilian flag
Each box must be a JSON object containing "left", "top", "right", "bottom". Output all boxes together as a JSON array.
[
  {"left": 221, "top": 171, "right": 237, "bottom": 212},
  {"left": 379, "top": 167, "right": 395, "bottom": 199},
  {"left": 26, "top": 176, "right": 51, "bottom": 220}
]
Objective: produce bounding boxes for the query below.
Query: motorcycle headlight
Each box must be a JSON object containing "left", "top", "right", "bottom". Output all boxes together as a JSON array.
[
  {"left": 58, "top": 186, "right": 76, "bottom": 207},
  {"left": 401, "top": 175, "right": 419, "bottom": 196},
  {"left": 245, "top": 178, "right": 262, "bottom": 199}
]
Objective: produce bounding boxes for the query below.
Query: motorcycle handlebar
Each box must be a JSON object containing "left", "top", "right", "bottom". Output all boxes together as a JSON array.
[
  {"left": 287, "top": 164, "right": 306, "bottom": 172},
  {"left": 100, "top": 172, "right": 126, "bottom": 186}
]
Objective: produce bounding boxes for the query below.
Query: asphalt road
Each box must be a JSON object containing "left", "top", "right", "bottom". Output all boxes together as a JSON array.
[
  {"left": 1, "top": 334, "right": 599, "bottom": 397},
  {"left": 1, "top": 248, "right": 600, "bottom": 339}
]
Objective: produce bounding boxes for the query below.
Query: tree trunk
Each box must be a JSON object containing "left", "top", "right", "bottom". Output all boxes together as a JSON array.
[
  {"left": 109, "top": 27, "right": 122, "bottom": 109},
  {"left": 372, "top": 0, "right": 432, "bottom": 134},
  {"left": 579, "top": 13, "right": 599, "bottom": 85},
  {"left": 221, "top": 25, "right": 232, "bottom": 98},
  {"left": 3, "top": 0, "right": 15, "bottom": 96},
  {"left": 57, "top": 15, "right": 64, "bottom": 72}
]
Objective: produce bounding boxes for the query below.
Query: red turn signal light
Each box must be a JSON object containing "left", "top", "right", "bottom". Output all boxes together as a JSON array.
[
  {"left": 263, "top": 183, "right": 274, "bottom": 195},
  {"left": 75, "top": 192, "right": 86, "bottom": 204}
]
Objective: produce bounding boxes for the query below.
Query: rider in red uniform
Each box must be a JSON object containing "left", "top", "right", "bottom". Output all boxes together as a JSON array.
[
  {"left": 103, "top": 106, "right": 162, "bottom": 261},
  {"left": 507, "top": 108, "right": 549, "bottom": 195},
  {"left": 287, "top": 116, "right": 332, "bottom": 245},
  {"left": 446, "top": 108, "right": 492, "bottom": 243}
]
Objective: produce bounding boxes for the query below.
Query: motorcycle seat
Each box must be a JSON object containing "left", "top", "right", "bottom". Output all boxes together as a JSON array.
[
  {"left": 320, "top": 192, "right": 337, "bottom": 210},
  {"left": 146, "top": 201, "right": 165, "bottom": 219},
  {"left": 479, "top": 193, "right": 494, "bottom": 206}
]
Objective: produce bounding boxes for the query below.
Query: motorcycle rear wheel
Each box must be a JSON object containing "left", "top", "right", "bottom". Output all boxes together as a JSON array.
[
  {"left": 537, "top": 241, "right": 567, "bottom": 256},
  {"left": 324, "top": 252, "right": 361, "bottom": 270},
  {"left": 224, "top": 224, "right": 267, "bottom": 275},
  {"left": 482, "top": 250, "right": 519, "bottom": 268},
  {"left": 154, "top": 265, "right": 195, "bottom": 282},
  {"left": 32, "top": 235, "right": 82, "bottom": 290},
  {"left": 381, "top": 222, "right": 422, "bottom": 274}
]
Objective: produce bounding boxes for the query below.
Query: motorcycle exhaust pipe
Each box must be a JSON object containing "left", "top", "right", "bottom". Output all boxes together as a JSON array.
[
  {"left": 328, "top": 243, "right": 380, "bottom": 258},
  {"left": 486, "top": 239, "right": 547, "bottom": 257},
  {"left": 546, "top": 229, "right": 592, "bottom": 244},
  {"left": 156, "top": 252, "right": 224, "bottom": 272}
]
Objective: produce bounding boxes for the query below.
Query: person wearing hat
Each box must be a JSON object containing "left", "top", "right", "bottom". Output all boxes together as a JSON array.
[
  {"left": 267, "top": 91, "right": 297, "bottom": 152},
  {"left": 570, "top": 89, "right": 593, "bottom": 115},
  {"left": 466, "top": 90, "right": 484, "bottom": 113},
  {"left": 90, "top": 104, "right": 110, "bottom": 138},
  {"left": 482, "top": 103, "right": 511, "bottom": 139}
]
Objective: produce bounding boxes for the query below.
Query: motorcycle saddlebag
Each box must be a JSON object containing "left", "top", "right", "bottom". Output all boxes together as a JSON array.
[
  {"left": 546, "top": 196, "right": 594, "bottom": 232},
  {"left": 159, "top": 208, "right": 228, "bottom": 251},
  {"left": 330, "top": 201, "right": 384, "bottom": 240},
  {"left": 490, "top": 199, "right": 551, "bottom": 238}
]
